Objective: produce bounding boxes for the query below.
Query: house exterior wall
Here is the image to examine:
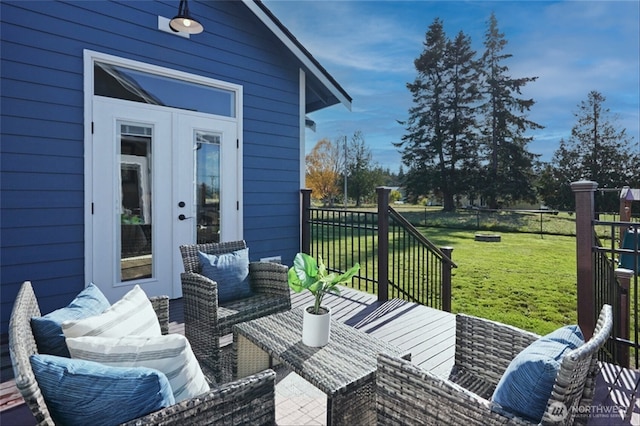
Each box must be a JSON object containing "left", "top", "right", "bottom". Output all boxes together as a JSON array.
[{"left": 0, "top": 0, "right": 304, "bottom": 341}]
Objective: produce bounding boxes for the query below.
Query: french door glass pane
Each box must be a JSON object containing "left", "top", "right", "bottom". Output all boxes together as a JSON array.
[
  {"left": 119, "top": 123, "right": 153, "bottom": 281},
  {"left": 196, "top": 131, "right": 221, "bottom": 244}
]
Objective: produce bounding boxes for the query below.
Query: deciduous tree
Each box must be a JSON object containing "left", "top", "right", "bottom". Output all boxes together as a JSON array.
[{"left": 305, "top": 139, "right": 341, "bottom": 206}]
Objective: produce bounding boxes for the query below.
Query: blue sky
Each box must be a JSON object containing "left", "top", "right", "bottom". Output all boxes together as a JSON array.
[{"left": 263, "top": 0, "right": 640, "bottom": 172}]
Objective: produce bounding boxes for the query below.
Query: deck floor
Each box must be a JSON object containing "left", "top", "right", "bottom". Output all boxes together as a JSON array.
[{"left": 2, "top": 287, "right": 638, "bottom": 425}]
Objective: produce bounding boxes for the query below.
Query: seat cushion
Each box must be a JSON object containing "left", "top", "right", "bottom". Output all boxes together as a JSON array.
[
  {"left": 491, "top": 325, "right": 584, "bottom": 422},
  {"left": 30, "top": 354, "right": 174, "bottom": 426},
  {"left": 67, "top": 334, "right": 210, "bottom": 403},
  {"left": 31, "top": 283, "right": 111, "bottom": 357},
  {"left": 198, "top": 248, "right": 253, "bottom": 303},
  {"left": 62, "top": 285, "right": 161, "bottom": 338}
]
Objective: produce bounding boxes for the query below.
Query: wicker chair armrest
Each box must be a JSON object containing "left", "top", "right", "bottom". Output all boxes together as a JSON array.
[
  {"left": 181, "top": 271, "right": 220, "bottom": 312},
  {"left": 455, "top": 314, "right": 539, "bottom": 386},
  {"left": 9, "top": 282, "right": 55, "bottom": 425},
  {"left": 377, "top": 354, "right": 531, "bottom": 426},
  {"left": 575, "top": 307, "right": 613, "bottom": 422},
  {"left": 123, "top": 369, "right": 276, "bottom": 426},
  {"left": 542, "top": 305, "right": 612, "bottom": 425},
  {"left": 180, "top": 272, "right": 222, "bottom": 373},
  {"left": 148, "top": 296, "right": 169, "bottom": 335},
  {"left": 249, "top": 262, "right": 291, "bottom": 299}
]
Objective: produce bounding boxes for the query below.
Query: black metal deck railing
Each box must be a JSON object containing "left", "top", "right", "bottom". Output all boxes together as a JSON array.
[
  {"left": 387, "top": 208, "right": 455, "bottom": 310},
  {"left": 592, "top": 221, "right": 639, "bottom": 368},
  {"left": 300, "top": 188, "right": 456, "bottom": 312},
  {"left": 573, "top": 181, "right": 639, "bottom": 369},
  {"left": 305, "top": 207, "right": 380, "bottom": 294}
]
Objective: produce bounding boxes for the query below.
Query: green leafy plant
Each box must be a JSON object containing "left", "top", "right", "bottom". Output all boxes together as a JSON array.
[
  {"left": 288, "top": 253, "right": 360, "bottom": 315},
  {"left": 121, "top": 213, "right": 143, "bottom": 224}
]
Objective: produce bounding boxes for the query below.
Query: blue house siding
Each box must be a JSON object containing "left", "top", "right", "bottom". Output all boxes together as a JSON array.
[
  {"left": 243, "top": 108, "right": 301, "bottom": 262},
  {"left": 1, "top": 0, "right": 347, "bottom": 366}
]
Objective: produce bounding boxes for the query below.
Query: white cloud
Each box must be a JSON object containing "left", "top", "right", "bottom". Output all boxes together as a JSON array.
[{"left": 269, "top": 0, "right": 639, "bottom": 169}]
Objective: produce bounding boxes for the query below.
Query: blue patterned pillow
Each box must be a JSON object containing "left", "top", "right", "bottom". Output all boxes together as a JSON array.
[
  {"left": 30, "top": 354, "right": 175, "bottom": 426},
  {"left": 491, "top": 325, "right": 584, "bottom": 422},
  {"left": 31, "top": 283, "right": 111, "bottom": 357},
  {"left": 198, "top": 248, "right": 253, "bottom": 303},
  {"left": 67, "top": 334, "right": 210, "bottom": 403}
]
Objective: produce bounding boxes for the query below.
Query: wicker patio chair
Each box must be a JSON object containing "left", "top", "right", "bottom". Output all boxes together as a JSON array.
[
  {"left": 377, "top": 304, "right": 613, "bottom": 426},
  {"left": 180, "top": 240, "right": 291, "bottom": 382},
  {"left": 9, "top": 281, "right": 276, "bottom": 426}
]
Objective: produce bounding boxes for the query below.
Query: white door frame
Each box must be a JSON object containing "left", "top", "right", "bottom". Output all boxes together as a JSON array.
[{"left": 83, "top": 50, "right": 243, "bottom": 299}]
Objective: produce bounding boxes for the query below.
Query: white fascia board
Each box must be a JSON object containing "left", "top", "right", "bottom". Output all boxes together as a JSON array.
[{"left": 242, "top": 0, "right": 352, "bottom": 112}]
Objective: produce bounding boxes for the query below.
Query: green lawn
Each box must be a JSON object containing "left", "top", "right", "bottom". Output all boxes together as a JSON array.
[{"left": 418, "top": 227, "right": 577, "bottom": 336}]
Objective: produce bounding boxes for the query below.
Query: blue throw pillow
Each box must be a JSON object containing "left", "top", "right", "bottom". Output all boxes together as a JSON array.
[
  {"left": 491, "top": 325, "right": 584, "bottom": 422},
  {"left": 31, "top": 283, "right": 111, "bottom": 357},
  {"left": 544, "top": 324, "right": 584, "bottom": 348},
  {"left": 198, "top": 248, "right": 253, "bottom": 303},
  {"left": 30, "top": 354, "right": 175, "bottom": 426}
]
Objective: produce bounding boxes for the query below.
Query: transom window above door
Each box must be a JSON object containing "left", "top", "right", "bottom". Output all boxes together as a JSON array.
[{"left": 94, "top": 61, "right": 236, "bottom": 117}]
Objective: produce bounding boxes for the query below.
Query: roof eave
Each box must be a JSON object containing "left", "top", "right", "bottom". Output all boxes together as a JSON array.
[{"left": 243, "top": 0, "right": 352, "bottom": 112}]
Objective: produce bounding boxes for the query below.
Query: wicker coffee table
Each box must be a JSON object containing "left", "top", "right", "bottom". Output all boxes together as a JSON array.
[{"left": 232, "top": 308, "right": 410, "bottom": 425}]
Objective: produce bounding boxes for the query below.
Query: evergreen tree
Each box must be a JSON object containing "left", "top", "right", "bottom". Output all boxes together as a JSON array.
[
  {"left": 397, "top": 19, "right": 481, "bottom": 211},
  {"left": 445, "top": 30, "right": 483, "bottom": 207},
  {"left": 536, "top": 139, "right": 581, "bottom": 210},
  {"left": 538, "top": 91, "right": 640, "bottom": 212},
  {"left": 479, "top": 12, "right": 542, "bottom": 208},
  {"left": 398, "top": 18, "right": 448, "bottom": 206},
  {"left": 344, "top": 131, "right": 385, "bottom": 206}
]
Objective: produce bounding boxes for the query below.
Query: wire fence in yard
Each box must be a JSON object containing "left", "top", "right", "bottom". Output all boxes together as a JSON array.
[{"left": 390, "top": 206, "right": 639, "bottom": 240}]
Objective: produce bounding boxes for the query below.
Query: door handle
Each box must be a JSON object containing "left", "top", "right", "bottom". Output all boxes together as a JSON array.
[{"left": 178, "top": 214, "right": 193, "bottom": 221}]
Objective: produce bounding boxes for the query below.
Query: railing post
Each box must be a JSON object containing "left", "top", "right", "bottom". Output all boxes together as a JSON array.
[
  {"left": 377, "top": 187, "right": 390, "bottom": 302},
  {"left": 441, "top": 246, "right": 453, "bottom": 312},
  {"left": 301, "top": 189, "right": 311, "bottom": 255},
  {"left": 619, "top": 188, "right": 632, "bottom": 248},
  {"left": 571, "top": 180, "right": 598, "bottom": 340},
  {"left": 614, "top": 268, "right": 633, "bottom": 367}
]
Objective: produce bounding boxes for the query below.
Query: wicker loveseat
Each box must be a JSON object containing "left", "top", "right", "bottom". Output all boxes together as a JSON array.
[
  {"left": 179, "top": 240, "right": 291, "bottom": 382},
  {"left": 377, "top": 304, "right": 613, "bottom": 425},
  {"left": 9, "top": 281, "right": 276, "bottom": 426}
]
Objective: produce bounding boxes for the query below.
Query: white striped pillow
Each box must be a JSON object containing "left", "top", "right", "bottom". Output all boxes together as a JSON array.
[
  {"left": 66, "top": 334, "right": 210, "bottom": 403},
  {"left": 62, "top": 285, "right": 161, "bottom": 338}
]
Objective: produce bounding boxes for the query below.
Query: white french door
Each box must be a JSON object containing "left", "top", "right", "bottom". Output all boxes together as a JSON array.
[{"left": 89, "top": 97, "right": 240, "bottom": 301}]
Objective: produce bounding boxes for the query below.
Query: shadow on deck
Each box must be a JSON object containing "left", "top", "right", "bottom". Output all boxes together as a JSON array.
[{"left": 1, "top": 287, "right": 638, "bottom": 425}]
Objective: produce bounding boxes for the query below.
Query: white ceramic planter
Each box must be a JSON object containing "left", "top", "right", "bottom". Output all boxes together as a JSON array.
[{"left": 302, "top": 306, "right": 331, "bottom": 347}]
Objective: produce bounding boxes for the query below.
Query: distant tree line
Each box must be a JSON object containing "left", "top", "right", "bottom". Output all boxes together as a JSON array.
[
  {"left": 397, "top": 13, "right": 639, "bottom": 212},
  {"left": 305, "top": 130, "right": 398, "bottom": 207}
]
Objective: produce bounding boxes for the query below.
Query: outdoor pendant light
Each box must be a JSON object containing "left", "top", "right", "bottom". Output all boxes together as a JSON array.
[{"left": 170, "top": 0, "right": 204, "bottom": 34}]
